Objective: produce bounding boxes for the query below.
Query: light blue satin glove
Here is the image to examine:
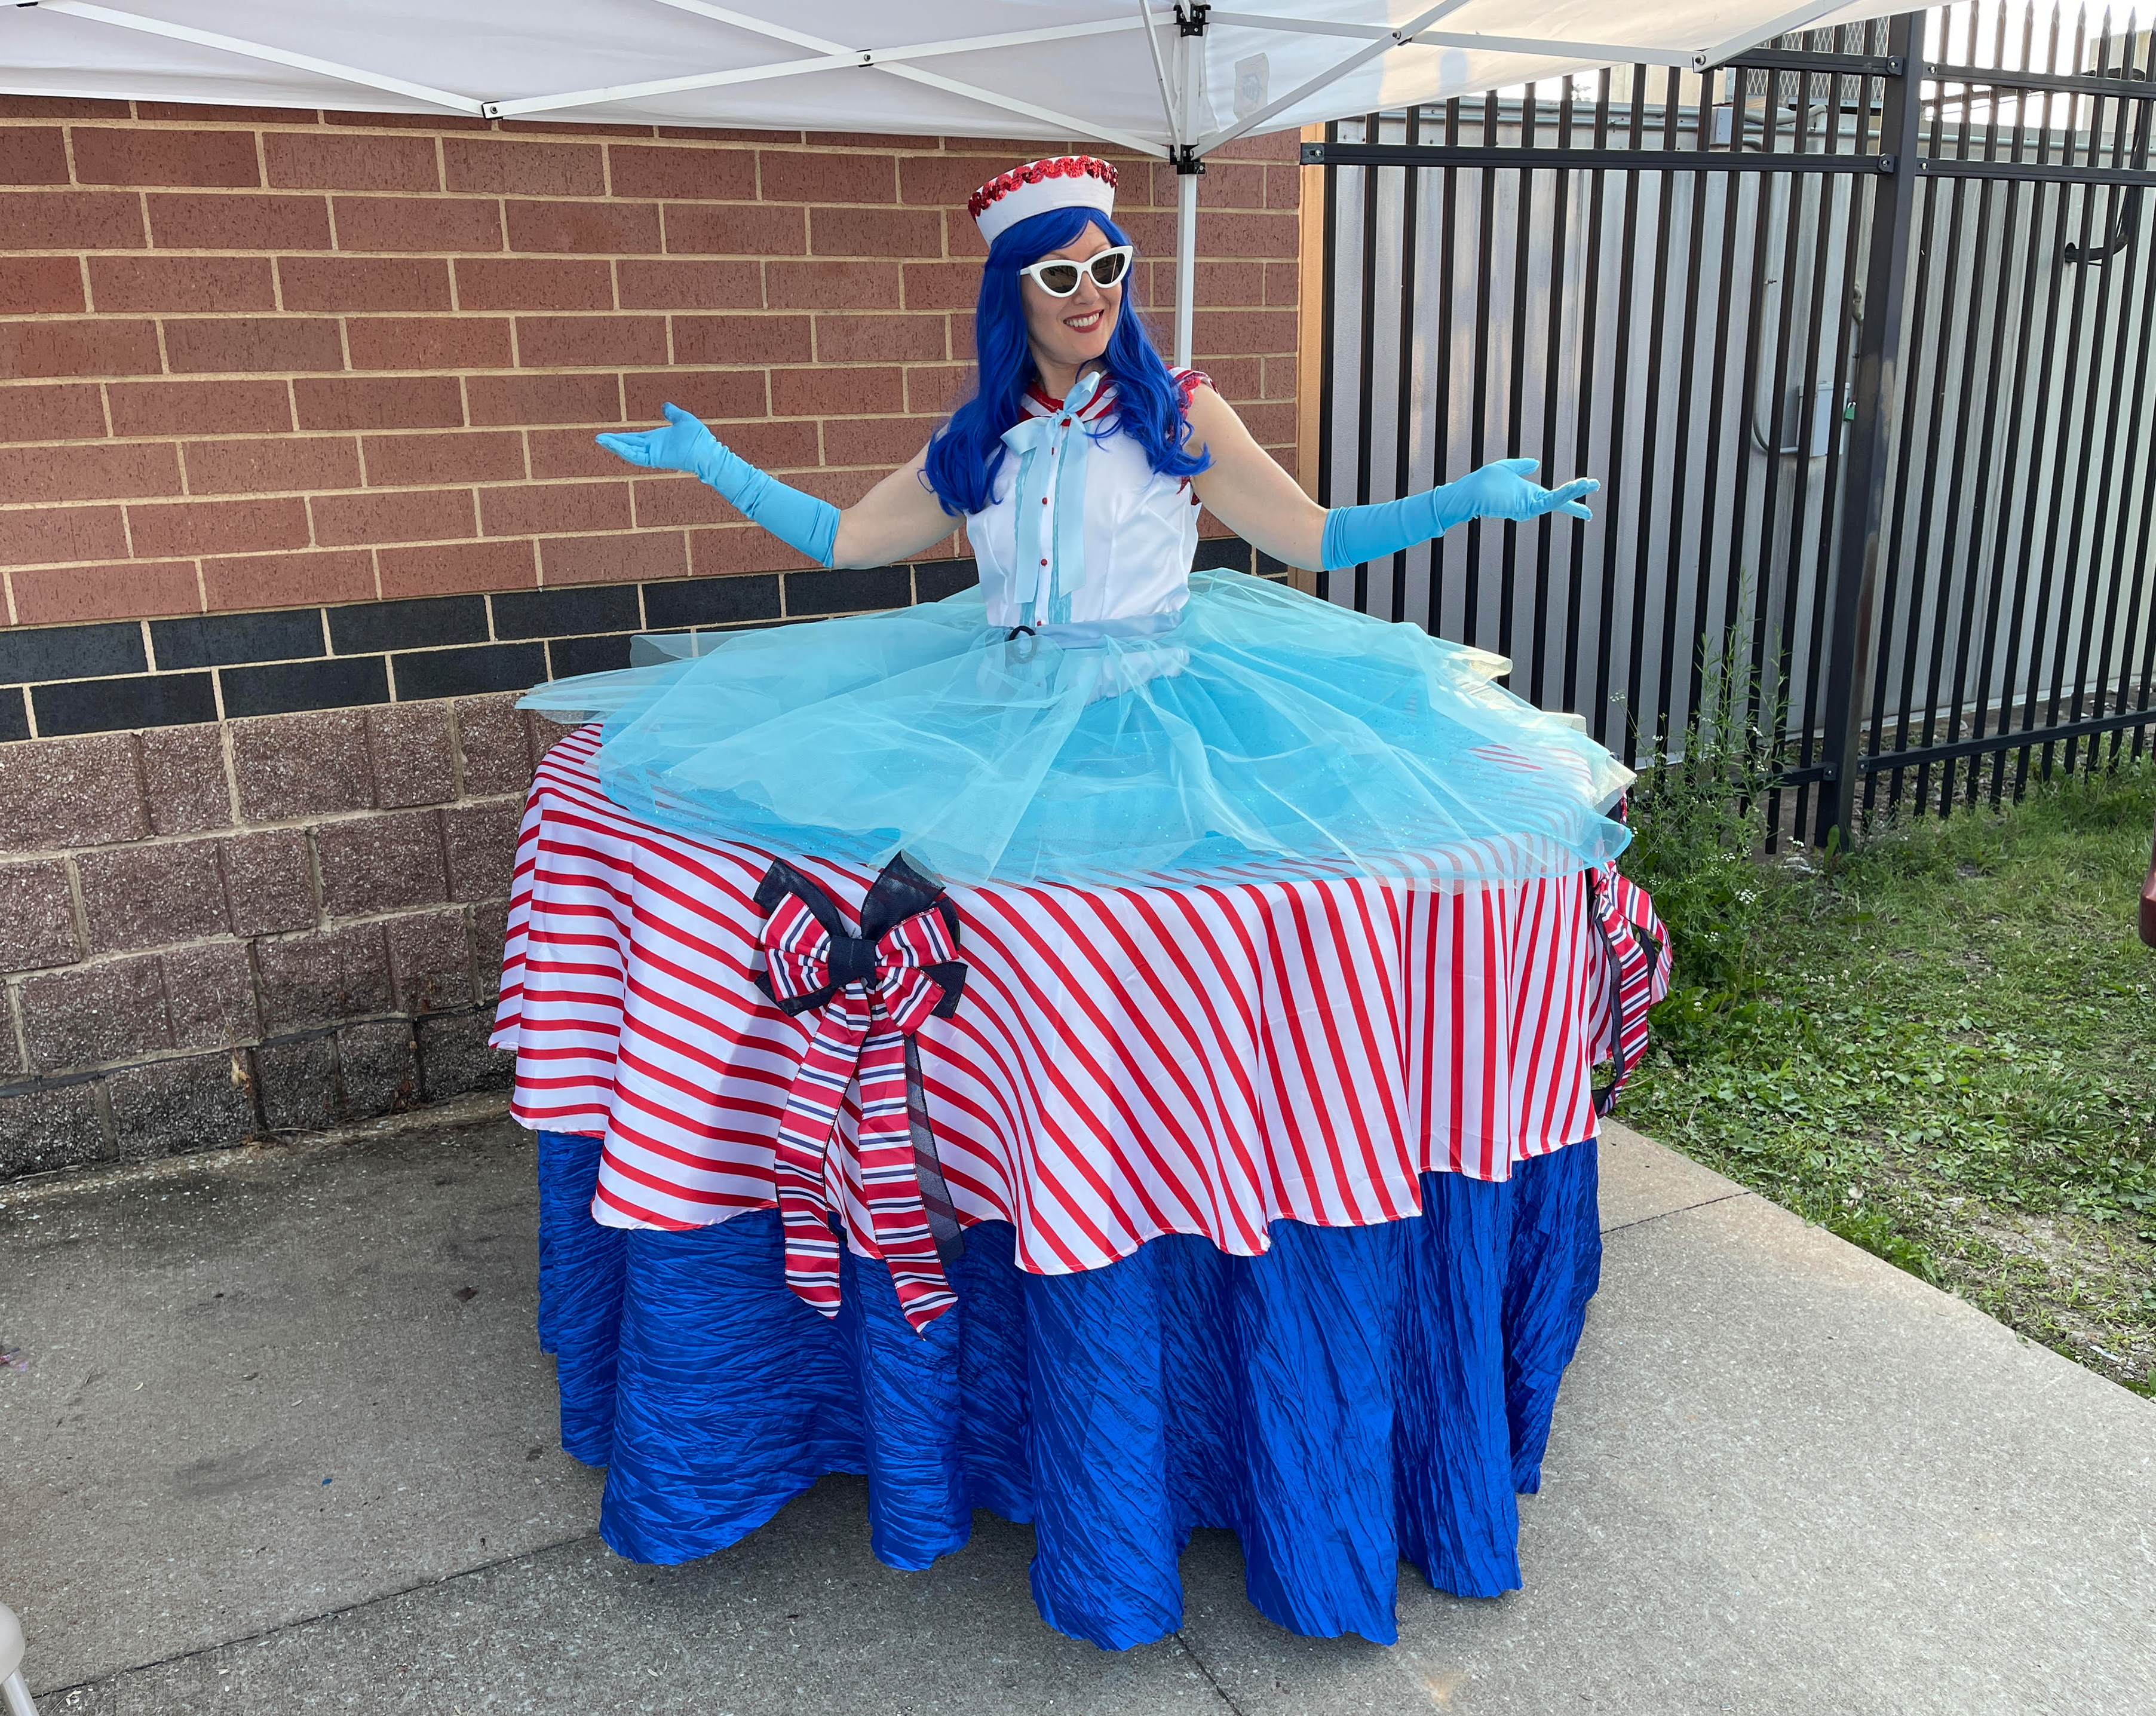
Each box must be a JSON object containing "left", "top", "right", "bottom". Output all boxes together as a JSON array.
[
  {"left": 1438, "top": 458, "right": 1599, "bottom": 526},
  {"left": 597, "top": 403, "right": 839, "bottom": 569},
  {"left": 1320, "top": 458, "right": 1599, "bottom": 571}
]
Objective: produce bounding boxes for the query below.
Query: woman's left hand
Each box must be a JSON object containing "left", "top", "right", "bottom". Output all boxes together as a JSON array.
[
  {"left": 1177, "top": 388, "right": 1603, "bottom": 573},
  {"left": 1445, "top": 458, "right": 1599, "bottom": 526}
]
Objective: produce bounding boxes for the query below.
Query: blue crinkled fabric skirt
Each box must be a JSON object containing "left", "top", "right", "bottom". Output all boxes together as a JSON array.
[{"left": 534, "top": 1129, "right": 1602, "bottom": 1650}]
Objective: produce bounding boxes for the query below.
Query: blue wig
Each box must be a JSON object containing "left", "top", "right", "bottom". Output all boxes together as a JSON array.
[{"left": 923, "top": 206, "right": 1209, "bottom": 517}]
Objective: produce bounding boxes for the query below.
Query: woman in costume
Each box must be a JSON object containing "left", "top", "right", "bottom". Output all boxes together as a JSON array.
[
  {"left": 514, "top": 156, "right": 1660, "bottom": 1648},
  {"left": 528, "top": 154, "right": 1629, "bottom": 889}
]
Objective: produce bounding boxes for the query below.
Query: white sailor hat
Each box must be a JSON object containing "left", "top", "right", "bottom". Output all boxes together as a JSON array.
[{"left": 967, "top": 155, "right": 1118, "bottom": 246}]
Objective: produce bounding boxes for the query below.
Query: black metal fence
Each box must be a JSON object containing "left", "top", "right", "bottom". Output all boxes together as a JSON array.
[{"left": 1304, "top": 4, "right": 2156, "bottom": 846}]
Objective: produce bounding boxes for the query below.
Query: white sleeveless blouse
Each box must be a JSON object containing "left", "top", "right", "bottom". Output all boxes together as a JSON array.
[{"left": 965, "top": 367, "right": 1206, "bottom": 635}]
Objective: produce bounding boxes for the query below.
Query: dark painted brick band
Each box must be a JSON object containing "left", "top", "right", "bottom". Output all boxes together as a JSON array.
[
  {"left": 222, "top": 654, "right": 391, "bottom": 719},
  {"left": 1196, "top": 539, "right": 1256, "bottom": 574},
  {"left": 0, "top": 621, "right": 146, "bottom": 685},
  {"left": 643, "top": 572, "right": 781, "bottom": 629},
  {"left": 328, "top": 593, "right": 490, "bottom": 656},
  {"left": 493, "top": 584, "right": 641, "bottom": 641},
  {"left": 916, "top": 560, "right": 981, "bottom": 603},
  {"left": 787, "top": 565, "right": 910, "bottom": 617},
  {"left": 0, "top": 544, "right": 1267, "bottom": 740},
  {"left": 548, "top": 633, "right": 636, "bottom": 678},
  {"left": 152, "top": 609, "right": 327, "bottom": 672},
  {"left": 391, "top": 641, "right": 547, "bottom": 703},
  {"left": 35, "top": 672, "right": 217, "bottom": 736}
]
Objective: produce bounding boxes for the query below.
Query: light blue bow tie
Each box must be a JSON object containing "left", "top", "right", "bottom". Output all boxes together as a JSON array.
[{"left": 1000, "top": 369, "right": 1106, "bottom": 626}]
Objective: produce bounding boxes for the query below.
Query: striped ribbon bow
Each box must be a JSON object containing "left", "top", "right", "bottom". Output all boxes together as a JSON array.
[
  {"left": 1588, "top": 859, "right": 1672, "bottom": 1115},
  {"left": 755, "top": 855, "right": 968, "bottom": 1334}
]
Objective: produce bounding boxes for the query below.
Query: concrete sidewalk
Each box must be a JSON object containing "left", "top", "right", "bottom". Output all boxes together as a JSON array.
[{"left": 2, "top": 1114, "right": 2150, "bottom": 1715}]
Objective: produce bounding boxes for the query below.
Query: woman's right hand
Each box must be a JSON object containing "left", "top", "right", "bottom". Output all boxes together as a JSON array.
[
  {"left": 596, "top": 402, "right": 720, "bottom": 477},
  {"left": 597, "top": 407, "right": 967, "bottom": 574}
]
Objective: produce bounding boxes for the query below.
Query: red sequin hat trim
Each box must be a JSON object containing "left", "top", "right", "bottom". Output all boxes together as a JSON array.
[{"left": 967, "top": 156, "right": 1119, "bottom": 242}]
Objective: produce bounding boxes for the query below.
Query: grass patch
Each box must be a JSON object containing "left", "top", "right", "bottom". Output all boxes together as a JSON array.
[{"left": 1620, "top": 729, "right": 2156, "bottom": 1396}]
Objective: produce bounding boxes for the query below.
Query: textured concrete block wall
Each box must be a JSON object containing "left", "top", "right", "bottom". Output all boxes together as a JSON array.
[
  {"left": 0, "top": 692, "right": 558, "bottom": 1177},
  {"left": 0, "top": 99, "right": 1302, "bottom": 1173}
]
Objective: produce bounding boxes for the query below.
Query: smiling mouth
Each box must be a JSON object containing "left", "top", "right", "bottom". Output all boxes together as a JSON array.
[{"left": 1063, "top": 308, "right": 1105, "bottom": 332}]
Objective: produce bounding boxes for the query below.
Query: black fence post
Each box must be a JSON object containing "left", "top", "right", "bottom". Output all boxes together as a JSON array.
[{"left": 1816, "top": 13, "right": 1924, "bottom": 850}]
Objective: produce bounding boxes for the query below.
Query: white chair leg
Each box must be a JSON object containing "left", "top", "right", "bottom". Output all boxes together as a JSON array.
[{"left": 0, "top": 1602, "right": 38, "bottom": 1716}]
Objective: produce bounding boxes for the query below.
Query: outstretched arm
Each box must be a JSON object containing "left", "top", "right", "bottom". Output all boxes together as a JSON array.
[
  {"left": 1182, "top": 386, "right": 1328, "bottom": 568},
  {"left": 1183, "top": 385, "right": 1596, "bottom": 572},
  {"left": 830, "top": 443, "right": 959, "bottom": 569},
  {"left": 597, "top": 406, "right": 953, "bottom": 571}
]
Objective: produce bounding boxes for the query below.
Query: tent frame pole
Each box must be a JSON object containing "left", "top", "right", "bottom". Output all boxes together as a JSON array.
[
  {"left": 19, "top": 0, "right": 486, "bottom": 114},
  {"left": 1197, "top": 0, "right": 1474, "bottom": 155},
  {"left": 1170, "top": 3, "right": 1208, "bottom": 371},
  {"left": 490, "top": 1, "right": 1167, "bottom": 145},
  {"left": 1174, "top": 155, "right": 1201, "bottom": 369}
]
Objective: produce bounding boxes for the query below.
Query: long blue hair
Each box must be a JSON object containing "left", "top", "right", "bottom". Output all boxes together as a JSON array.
[{"left": 923, "top": 206, "right": 1209, "bottom": 517}]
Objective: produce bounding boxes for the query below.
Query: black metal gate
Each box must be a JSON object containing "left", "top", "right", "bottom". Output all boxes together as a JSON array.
[{"left": 1304, "top": 4, "right": 2156, "bottom": 845}]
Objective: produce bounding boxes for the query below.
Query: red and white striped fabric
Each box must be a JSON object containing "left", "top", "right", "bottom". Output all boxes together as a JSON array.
[
  {"left": 1591, "top": 866, "right": 1673, "bottom": 1096},
  {"left": 757, "top": 864, "right": 964, "bottom": 1331},
  {"left": 492, "top": 727, "right": 1645, "bottom": 1277}
]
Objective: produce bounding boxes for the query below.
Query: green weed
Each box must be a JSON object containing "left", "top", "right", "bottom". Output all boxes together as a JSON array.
[{"left": 1618, "top": 703, "right": 2156, "bottom": 1394}]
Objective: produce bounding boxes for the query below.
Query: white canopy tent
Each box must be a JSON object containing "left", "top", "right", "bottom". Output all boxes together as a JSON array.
[{"left": 2, "top": 0, "right": 1901, "bottom": 363}]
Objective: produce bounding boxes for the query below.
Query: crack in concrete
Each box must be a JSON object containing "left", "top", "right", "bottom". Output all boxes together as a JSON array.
[
  {"left": 54, "top": 1543, "right": 1265, "bottom": 1714},
  {"left": 1174, "top": 1626, "right": 1252, "bottom": 1715},
  {"left": 36, "top": 1530, "right": 606, "bottom": 1702},
  {"left": 1597, "top": 1188, "right": 1755, "bottom": 1239}
]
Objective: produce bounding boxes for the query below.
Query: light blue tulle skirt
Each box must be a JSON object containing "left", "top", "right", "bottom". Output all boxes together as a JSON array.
[{"left": 520, "top": 569, "right": 1633, "bottom": 887}]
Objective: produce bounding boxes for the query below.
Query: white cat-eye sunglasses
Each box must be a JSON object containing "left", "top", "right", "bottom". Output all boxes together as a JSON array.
[{"left": 1017, "top": 245, "right": 1134, "bottom": 298}]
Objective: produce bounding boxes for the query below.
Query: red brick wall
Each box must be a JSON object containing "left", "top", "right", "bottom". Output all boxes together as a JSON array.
[
  {"left": 0, "top": 100, "right": 1302, "bottom": 1173},
  {"left": 0, "top": 100, "right": 1298, "bottom": 627}
]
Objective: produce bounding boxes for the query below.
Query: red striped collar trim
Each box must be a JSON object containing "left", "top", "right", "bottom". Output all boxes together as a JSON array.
[
  {"left": 1020, "top": 367, "right": 1207, "bottom": 424},
  {"left": 1023, "top": 378, "right": 1117, "bottom": 423}
]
